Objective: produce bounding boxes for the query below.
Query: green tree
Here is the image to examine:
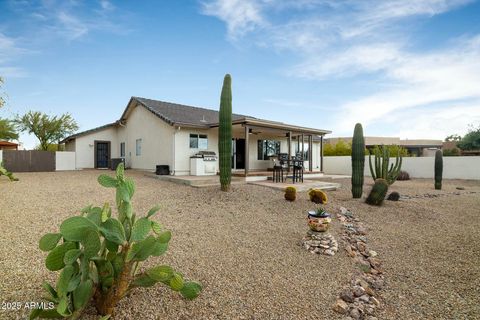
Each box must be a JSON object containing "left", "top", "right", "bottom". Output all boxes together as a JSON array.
[
  {"left": 0, "top": 118, "right": 18, "bottom": 141},
  {"left": 0, "top": 77, "right": 5, "bottom": 109},
  {"left": 15, "top": 111, "right": 79, "bottom": 151},
  {"left": 445, "top": 134, "right": 462, "bottom": 142},
  {"left": 457, "top": 125, "right": 480, "bottom": 150},
  {"left": 369, "top": 145, "right": 408, "bottom": 157}
]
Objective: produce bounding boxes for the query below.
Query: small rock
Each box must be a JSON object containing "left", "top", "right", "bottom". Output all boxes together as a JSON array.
[
  {"left": 332, "top": 299, "right": 349, "bottom": 314},
  {"left": 370, "top": 297, "right": 380, "bottom": 306},
  {"left": 359, "top": 294, "right": 370, "bottom": 303},
  {"left": 357, "top": 242, "right": 367, "bottom": 252},
  {"left": 368, "top": 250, "right": 378, "bottom": 257},
  {"left": 356, "top": 226, "right": 367, "bottom": 235},
  {"left": 345, "top": 246, "right": 356, "bottom": 257},
  {"left": 365, "top": 287, "right": 375, "bottom": 296},
  {"left": 340, "top": 290, "right": 355, "bottom": 303},
  {"left": 456, "top": 186, "right": 465, "bottom": 190},
  {"left": 350, "top": 308, "right": 361, "bottom": 320},
  {"left": 353, "top": 286, "right": 365, "bottom": 297},
  {"left": 331, "top": 246, "right": 338, "bottom": 252},
  {"left": 356, "top": 279, "right": 370, "bottom": 289},
  {"left": 319, "top": 244, "right": 330, "bottom": 249},
  {"left": 365, "top": 307, "right": 375, "bottom": 315},
  {"left": 324, "top": 249, "right": 335, "bottom": 256},
  {"left": 340, "top": 207, "right": 349, "bottom": 214}
]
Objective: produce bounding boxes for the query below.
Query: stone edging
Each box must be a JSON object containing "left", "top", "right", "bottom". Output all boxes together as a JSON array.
[{"left": 332, "top": 207, "right": 385, "bottom": 320}]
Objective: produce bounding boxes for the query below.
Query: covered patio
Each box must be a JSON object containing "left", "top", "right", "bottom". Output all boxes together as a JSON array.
[{"left": 215, "top": 118, "right": 331, "bottom": 178}]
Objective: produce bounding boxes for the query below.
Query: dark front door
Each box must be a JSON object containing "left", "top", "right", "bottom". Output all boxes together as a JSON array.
[
  {"left": 95, "top": 141, "right": 110, "bottom": 168},
  {"left": 233, "top": 139, "right": 245, "bottom": 170}
]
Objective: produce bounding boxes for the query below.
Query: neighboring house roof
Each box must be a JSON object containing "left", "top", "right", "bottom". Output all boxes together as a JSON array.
[
  {"left": 61, "top": 122, "right": 118, "bottom": 143},
  {"left": 326, "top": 136, "right": 442, "bottom": 147},
  {"left": 63, "top": 96, "right": 331, "bottom": 142},
  {"left": 0, "top": 140, "right": 18, "bottom": 147}
]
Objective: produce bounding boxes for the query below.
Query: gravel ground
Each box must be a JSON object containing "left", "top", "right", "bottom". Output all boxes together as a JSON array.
[
  {"left": 0, "top": 171, "right": 479, "bottom": 320},
  {"left": 319, "top": 177, "right": 480, "bottom": 320}
]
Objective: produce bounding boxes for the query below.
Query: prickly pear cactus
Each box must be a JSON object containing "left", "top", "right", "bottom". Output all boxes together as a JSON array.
[
  {"left": 366, "top": 178, "right": 389, "bottom": 206},
  {"left": 31, "top": 164, "right": 202, "bottom": 319},
  {"left": 0, "top": 161, "right": 18, "bottom": 181}
]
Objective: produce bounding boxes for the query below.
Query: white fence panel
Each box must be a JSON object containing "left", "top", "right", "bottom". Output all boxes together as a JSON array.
[
  {"left": 55, "top": 151, "right": 76, "bottom": 171},
  {"left": 324, "top": 156, "right": 480, "bottom": 180}
]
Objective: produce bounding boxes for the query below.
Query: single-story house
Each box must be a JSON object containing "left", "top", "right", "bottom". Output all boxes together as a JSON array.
[
  {"left": 62, "top": 97, "right": 331, "bottom": 175},
  {"left": 325, "top": 136, "right": 443, "bottom": 157},
  {"left": 0, "top": 140, "right": 19, "bottom": 150}
]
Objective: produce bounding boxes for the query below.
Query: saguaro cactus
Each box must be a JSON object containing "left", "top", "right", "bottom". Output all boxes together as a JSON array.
[
  {"left": 351, "top": 123, "right": 365, "bottom": 198},
  {"left": 219, "top": 74, "right": 232, "bottom": 191},
  {"left": 368, "top": 145, "right": 402, "bottom": 185},
  {"left": 434, "top": 149, "right": 443, "bottom": 190}
]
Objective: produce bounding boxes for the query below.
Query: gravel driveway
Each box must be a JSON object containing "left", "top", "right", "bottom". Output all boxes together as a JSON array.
[{"left": 0, "top": 170, "right": 479, "bottom": 319}]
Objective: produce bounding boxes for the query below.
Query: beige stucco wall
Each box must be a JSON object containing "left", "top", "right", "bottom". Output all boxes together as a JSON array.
[
  {"left": 118, "top": 104, "right": 174, "bottom": 171},
  {"left": 71, "top": 127, "right": 118, "bottom": 169},
  {"left": 174, "top": 127, "right": 218, "bottom": 175},
  {"left": 323, "top": 156, "right": 480, "bottom": 180}
]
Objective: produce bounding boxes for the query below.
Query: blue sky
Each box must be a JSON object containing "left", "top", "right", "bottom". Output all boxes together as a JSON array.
[{"left": 1, "top": 0, "right": 480, "bottom": 149}]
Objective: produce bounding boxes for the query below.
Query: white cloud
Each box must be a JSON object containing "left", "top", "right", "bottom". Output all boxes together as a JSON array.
[
  {"left": 201, "top": 0, "right": 265, "bottom": 38},
  {"left": 331, "top": 35, "right": 480, "bottom": 135},
  {"left": 57, "top": 11, "right": 89, "bottom": 40},
  {"left": 201, "top": 0, "right": 479, "bottom": 139}
]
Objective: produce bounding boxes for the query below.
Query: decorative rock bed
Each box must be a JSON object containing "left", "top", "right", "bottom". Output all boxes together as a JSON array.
[
  {"left": 333, "top": 207, "right": 385, "bottom": 320},
  {"left": 301, "top": 232, "right": 338, "bottom": 256},
  {"left": 400, "top": 190, "right": 479, "bottom": 200}
]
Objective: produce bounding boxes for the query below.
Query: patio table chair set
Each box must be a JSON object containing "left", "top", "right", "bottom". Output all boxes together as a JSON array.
[{"left": 272, "top": 153, "right": 304, "bottom": 183}]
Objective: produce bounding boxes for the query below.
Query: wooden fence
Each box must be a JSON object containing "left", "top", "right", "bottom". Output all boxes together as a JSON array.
[{"left": 2, "top": 150, "right": 56, "bottom": 172}]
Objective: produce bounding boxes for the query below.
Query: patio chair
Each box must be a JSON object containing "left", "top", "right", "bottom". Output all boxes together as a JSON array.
[{"left": 292, "top": 155, "right": 304, "bottom": 183}]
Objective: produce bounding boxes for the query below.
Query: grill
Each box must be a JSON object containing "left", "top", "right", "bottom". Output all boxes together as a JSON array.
[{"left": 192, "top": 151, "right": 217, "bottom": 161}]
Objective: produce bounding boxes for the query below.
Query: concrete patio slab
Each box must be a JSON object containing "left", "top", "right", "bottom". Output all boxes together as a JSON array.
[{"left": 247, "top": 179, "right": 341, "bottom": 192}]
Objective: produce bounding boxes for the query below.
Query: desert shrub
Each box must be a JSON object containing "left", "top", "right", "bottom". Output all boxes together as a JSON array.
[
  {"left": 30, "top": 164, "right": 201, "bottom": 319},
  {"left": 284, "top": 186, "right": 297, "bottom": 201},
  {"left": 387, "top": 192, "right": 400, "bottom": 201},
  {"left": 396, "top": 171, "right": 410, "bottom": 181},
  {"left": 443, "top": 148, "right": 460, "bottom": 156}
]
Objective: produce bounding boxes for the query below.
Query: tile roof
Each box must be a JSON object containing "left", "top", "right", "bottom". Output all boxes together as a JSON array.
[{"left": 131, "top": 97, "right": 251, "bottom": 127}]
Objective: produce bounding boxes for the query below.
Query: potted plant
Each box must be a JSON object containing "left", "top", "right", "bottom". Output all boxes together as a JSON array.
[{"left": 307, "top": 189, "right": 331, "bottom": 232}]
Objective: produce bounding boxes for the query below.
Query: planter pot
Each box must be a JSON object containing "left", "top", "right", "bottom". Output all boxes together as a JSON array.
[
  {"left": 307, "top": 211, "right": 331, "bottom": 232},
  {"left": 307, "top": 210, "right": 331, "bottom": 219}
]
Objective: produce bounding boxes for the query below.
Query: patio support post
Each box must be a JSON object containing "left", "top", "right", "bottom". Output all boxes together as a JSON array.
[
  {"left": 288, "top": 131, "right": 292, "bottom": 172},
  {"left": 320, "top": 135, "right": 324, "bottom": 172},
  {"left": 297, "top": 135, "right": 300, "bottom": 155},
  {"left": 301, "top": 134, "right": 304, "bottom": 159},
  {"left": 308, "top": 135, "right": 313, "bottom": 172},
  {"left": 244, "top": 125, "right": 249, "bottom": 176}
]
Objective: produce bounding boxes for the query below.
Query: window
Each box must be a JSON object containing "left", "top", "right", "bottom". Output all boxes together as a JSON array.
[
  {"left": 120, "top": 142, "right": 125, "bottom": 157},
  {"left": 295, "top": 143, "right": 309, "bottom": 160},
  {"left": 257, "top": 140, "right": 280, "bottom": 160},
  {"left": 189, "top": 134, "right": 208, "bottom": 150},
  {"left": 136, "top": 139, "right": 142, "bottom": 156}
]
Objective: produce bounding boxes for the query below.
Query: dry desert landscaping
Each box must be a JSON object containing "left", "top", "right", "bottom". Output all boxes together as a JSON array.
[{"left": 0, "top": 170, "right": 479, "bottom": 319}]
